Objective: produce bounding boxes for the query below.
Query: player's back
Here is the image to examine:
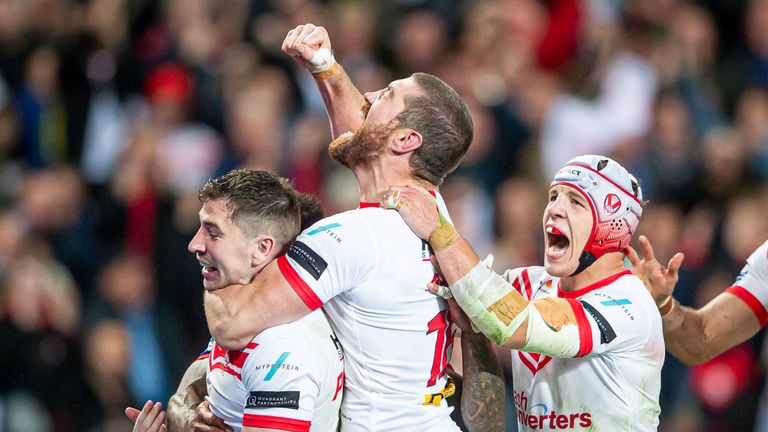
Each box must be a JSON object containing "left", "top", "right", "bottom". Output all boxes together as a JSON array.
[
  {"left": 278, "top": 200, "right": 460, "bottom": 432},
  {"left": 205, "top": 310, "right": 344, "bottom": 432}
]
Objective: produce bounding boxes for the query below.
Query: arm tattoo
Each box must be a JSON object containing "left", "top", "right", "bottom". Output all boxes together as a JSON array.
[{"left": 460, "top": 331, "right": 505, "bottom": 431}]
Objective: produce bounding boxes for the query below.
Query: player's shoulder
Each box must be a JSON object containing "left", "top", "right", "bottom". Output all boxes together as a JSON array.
[
  {"left": 746, "top": 240, "right": 768, "bottom": 270},
  {"left": 580, "top": 271, "right": 658, "bottom": 317},
  {"left": 501, "top": 265, "right": 551, "bottom": 298},
  {"left": 295, "top": 209, "right": 377, "bottom": 247}
]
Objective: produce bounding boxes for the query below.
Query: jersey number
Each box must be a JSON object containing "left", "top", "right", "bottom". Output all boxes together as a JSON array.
[{"left": 426, "top": 310, "right": 454, "bottom": 386}]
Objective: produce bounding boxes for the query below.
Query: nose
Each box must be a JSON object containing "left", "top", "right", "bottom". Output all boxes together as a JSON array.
[
  {"left": 364, "top": 89, "right": 382, "bottom": 104},
  {"left": 188, "top": 228, "right": 205, "bottom": 254},
  {"left": 546, "top": 195, "right": 567, "bottom": 219}
]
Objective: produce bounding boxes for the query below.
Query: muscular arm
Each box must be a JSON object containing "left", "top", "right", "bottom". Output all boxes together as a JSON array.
[
  {"left": 457, "top": 331, "right": 505, "bottom": 432},
  {"left": 166, "top": 359, "right": 207, "bottom": 431},
  {"left": 204, "top": 260, "right": 312, "bottom": 350},
  {"left": 383, "top": 185, "right": 579, "bottom": 352},
  {"left": 282, "top": 24, "right": 364, "bottom": 139},
  {"left": 313, "top": 67, "right": 364, "bottom": 139},
  {"left": 662, "top": 293, "right": 762, "bottom": 365}
]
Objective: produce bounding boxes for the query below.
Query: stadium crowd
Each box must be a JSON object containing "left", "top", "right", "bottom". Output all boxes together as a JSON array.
[{"left": 0, "top": 0, "right": 767, "bottom": 431}]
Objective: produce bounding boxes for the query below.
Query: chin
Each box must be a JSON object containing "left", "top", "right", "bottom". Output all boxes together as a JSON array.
[{"left": 544, "top": 260, "right": 577, "bottom": 278}]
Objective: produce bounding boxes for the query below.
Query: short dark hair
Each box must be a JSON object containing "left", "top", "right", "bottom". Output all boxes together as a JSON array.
[
  {"left": 198, "top": 169, "right": 300, "bottom": 250},
  {"left": 395, "top": 72, "right": 473, "bottom": 186},
  {"left": 297, "top": 192, "right": 324, "bottom": 231}
]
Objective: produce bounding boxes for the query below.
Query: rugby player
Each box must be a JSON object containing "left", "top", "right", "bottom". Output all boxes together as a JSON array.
[{"left": 385, "top": 155, "right": 664, "bottom": 431}]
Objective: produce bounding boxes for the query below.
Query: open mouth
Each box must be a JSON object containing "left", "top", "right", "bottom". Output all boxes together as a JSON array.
[
  {"left": 546, "top": 226, "right": 570, "bottom": 254},
  {"left": 199, "top": 262, "right": 219, "bottom": 278}
]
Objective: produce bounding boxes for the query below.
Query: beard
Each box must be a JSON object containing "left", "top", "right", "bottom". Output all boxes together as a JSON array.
[{"left": 328, "top": 103, "right": 395, "bottom": 168}]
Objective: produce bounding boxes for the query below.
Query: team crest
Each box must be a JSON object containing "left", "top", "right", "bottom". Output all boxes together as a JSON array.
[{"left": 603, "top": 194, "right": 621, "bottom": 215}]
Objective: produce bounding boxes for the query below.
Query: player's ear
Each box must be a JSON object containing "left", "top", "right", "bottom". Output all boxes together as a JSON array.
[
  {"left": 391, "top": 128, "right": 422, "bottom": 154},
  {"left": 251, "top": 235, "right": 276, "bottom": 267}
]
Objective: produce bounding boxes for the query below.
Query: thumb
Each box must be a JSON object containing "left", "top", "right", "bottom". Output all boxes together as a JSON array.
[{"left": 296, "top": 44, "right": 315, "bottom": 62}]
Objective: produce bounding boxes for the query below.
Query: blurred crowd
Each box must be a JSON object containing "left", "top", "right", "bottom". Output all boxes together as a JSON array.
[{"left": 0, "top": 0, "right": 767, "bottom": 431}]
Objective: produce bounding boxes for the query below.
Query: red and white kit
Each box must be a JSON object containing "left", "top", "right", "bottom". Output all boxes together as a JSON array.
[
  {"left": 276, "top": 194, "right": 460, "bottom": 432},
  {"left": 203, "top": 310, "right": 344, "bottom": 432},
  {"left": 505, "top": 267, "right": 664, "bottom": 431},
  {"left": 725, "top": 240, "right": 768, "bottom": 326}
]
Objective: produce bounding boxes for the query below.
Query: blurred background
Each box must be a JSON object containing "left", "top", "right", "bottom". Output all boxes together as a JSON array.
[{"left": 0, "top": 0, "right": 766, "bottom": 430}]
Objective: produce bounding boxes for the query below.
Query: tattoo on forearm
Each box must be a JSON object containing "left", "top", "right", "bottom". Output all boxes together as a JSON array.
[{"left": 461, "top": 333, "right": 505, "bottom": 431}]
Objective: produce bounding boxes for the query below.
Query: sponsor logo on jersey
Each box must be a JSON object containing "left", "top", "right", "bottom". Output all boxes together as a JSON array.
[
  {"left": 603, "top": 193, "right": 621, "bottom": 215},
  {"left": 246, "top": 391, "right": 300, "bottom": 410},
  {"left": 600, "top": 299, "right": 631, "bottom": 306},
  {"left": 288, "top": 241, "right": 328, "bottom": 280},
  {"left": 581, "top": 301, "right": 617, "bottom": 345},
  {"left": 306, "top": 223, "right": 342, "bottom": 243},
  {"left": 514, "top": 391, "right": 592, "bottom": 429}
]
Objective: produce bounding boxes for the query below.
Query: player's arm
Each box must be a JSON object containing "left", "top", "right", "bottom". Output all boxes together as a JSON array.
[
  {"left": 457, "top": 328, "right": 505, "bottom": 431},
  {"left": 383, "top": 186, "right": 582, "bottom": 355},
  {"left": 629, "top": 235, "right": 767, "bottom": 364},
  {"left": 166, "top": 358, "right": 237, "bottom": 432},
  {"left": 281, "top": 23, "right": 364, "bottom": 139},
  {"left": 661, "top": 293, "right": 761, "bottom": 364},
  {"left": 204, "top": 260, "right": 312, "bottom": 350},
  {"left": 444, "top": 297, "right": 505, "bottom": 432}
]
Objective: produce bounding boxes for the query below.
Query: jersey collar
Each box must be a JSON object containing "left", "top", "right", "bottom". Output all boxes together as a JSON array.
[{"left": 557, "top": 269, "right": 633, "bottom": 299}]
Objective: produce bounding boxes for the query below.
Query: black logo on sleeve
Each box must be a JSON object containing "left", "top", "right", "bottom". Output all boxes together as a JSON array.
[
  {"left": 246, "top": 391, "right": 300, "bottom": 410},
  {"left": 581, "top": 301, "right": 616, "bottom": 345},
  {"left": 287, "top": 241, "right": 328, "bottom": 280}
]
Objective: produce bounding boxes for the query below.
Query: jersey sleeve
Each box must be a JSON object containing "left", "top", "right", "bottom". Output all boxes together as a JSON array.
[
  {"left": 725, "top": 240, "right": 768, "bottom": 327},
  {"left": 240, "top": 339, "right": 321, "bottom": 432},
  {"left": 276, "top": 212, "right": 376, "bottom": 310}
]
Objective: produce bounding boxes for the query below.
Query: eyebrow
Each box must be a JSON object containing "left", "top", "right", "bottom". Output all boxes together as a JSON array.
[{"left": 203, "top": 221, "right": 221, "bottom": 231}]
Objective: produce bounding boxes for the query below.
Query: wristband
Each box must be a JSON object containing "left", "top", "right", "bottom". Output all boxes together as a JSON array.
[
  {"left": 658, "top": 296, "right": 674, "bottom": 317},
  {"left": 311, "top": 62, "right": 342, "bottom": 80},
  {"left": 429, "top": 214, "right": 459, "bottom": 252}
]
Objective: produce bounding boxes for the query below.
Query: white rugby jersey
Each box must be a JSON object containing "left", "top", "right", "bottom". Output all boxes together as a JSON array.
[
  {"left": 203, "top": 310, "right": 344, "bottom": 432},
  {"left": 276, "top": 196, "right": 461, "bottom": 432},
  {"left": 725, "top": 240, "right": 768, "bottom": 327},
  {"left": 503, "top": 267, "right": 664, "bottom": 431}
]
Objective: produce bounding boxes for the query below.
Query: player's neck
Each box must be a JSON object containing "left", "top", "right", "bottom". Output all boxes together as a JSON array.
[
  {"left": 560, "top": 253, "right": 627, "bottom": 292},
  {"left": 352, "top": 157, "right": 432, "bottom": 203}
]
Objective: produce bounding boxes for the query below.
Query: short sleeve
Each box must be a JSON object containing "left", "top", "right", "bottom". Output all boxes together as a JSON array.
[
  {"left": 277, "top": 212, "right": 376, "bottom": 310},
  {"left": 240, "top": 339, "right": 320, "bottom": 431},
  {"left": 725, "top": 240, "right": 768, "bottom": 327}
]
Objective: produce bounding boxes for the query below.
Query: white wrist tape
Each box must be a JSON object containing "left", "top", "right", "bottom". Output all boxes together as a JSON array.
[
  {"left": 308, "top": 47, "right": 335, "bottom": 73},
  {"left": 450, "top": 261, "right": 528, "bottom": 345},
  {"left": 521, "top": 304, "right": 580, "bottom": 358}
]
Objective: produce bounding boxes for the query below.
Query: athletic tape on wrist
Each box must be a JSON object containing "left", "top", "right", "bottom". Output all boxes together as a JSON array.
[
  {"left": 450, "top": 261, "right": 528, "bottom": 346},
  {"left": 430, "top": 214, "right": 459, "bottom": 252},
  {"left": 521, "top": 305, "right": 580, "bottom": 357},
  {"left": 308, "top": 47, "right": 335, "bottom": 73}
]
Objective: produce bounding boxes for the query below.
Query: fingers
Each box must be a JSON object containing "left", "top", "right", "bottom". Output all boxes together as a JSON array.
[
  {"left": 135, "top": 400, "right": 153, "bottom": 425},
  {"left": 195, "top": 401, "right": 230, "bottom": 429},
  {"left": 637, "top": 235, "right": 656, "bottom": 262},
  {"left": 626, "top": 246, "right": 640, "bottom": 267},
  {"left": 125, "top": 407, "right": 141, "bottom": 422},
  {"left": 282, "top": 24, "right": 330, "bottom": 64},
  {"left": 666, "top": 252, "right": 684, "bottom": 276}
]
